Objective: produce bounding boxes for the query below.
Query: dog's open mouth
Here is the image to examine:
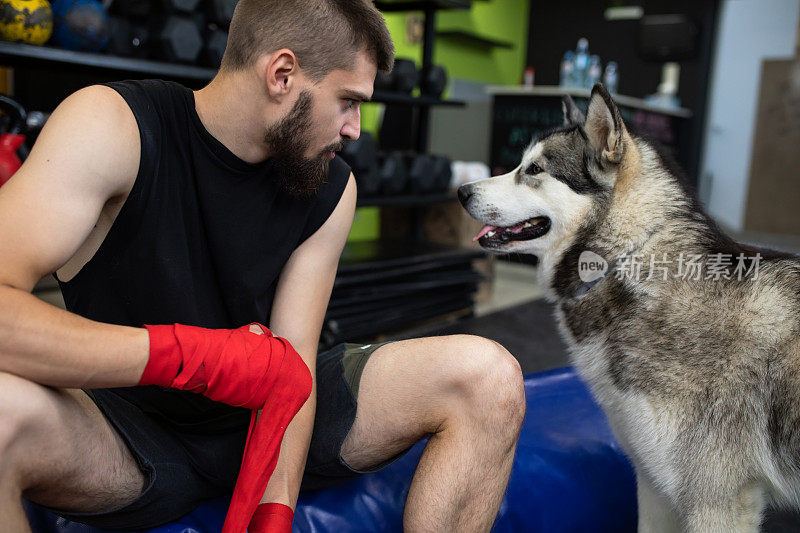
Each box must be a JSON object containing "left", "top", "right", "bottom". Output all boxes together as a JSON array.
[{"left": 473, "top": 216, "right": 551, "bottom": 247}]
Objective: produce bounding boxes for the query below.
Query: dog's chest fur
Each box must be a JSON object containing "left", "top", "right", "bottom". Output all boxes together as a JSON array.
[
  {"left": 549, "top": 266, "right": 800, "bottom": 505},
  {"left": 552, "top": 286, "right": 682, "bottom": 487}
]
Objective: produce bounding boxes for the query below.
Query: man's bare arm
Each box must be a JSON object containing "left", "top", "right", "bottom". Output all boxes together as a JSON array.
[
  {"left": 0, "top": 85, "right": 150, "bottom": 388},
  {"left": 261, "top": 174, "right": 357, "bottom": 506}
]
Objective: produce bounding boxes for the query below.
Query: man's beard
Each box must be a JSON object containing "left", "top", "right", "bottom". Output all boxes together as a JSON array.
[{"left": 264, "top": 91, "right": 341, "bottom": 199}]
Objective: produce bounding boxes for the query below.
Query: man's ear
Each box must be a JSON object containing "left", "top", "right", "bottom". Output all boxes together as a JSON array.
[
  {"left": 262, "top": 49, "right": 298, "bottom": 100},
  {"left": 561, "top": 95, "right": 585, "bottom": 125},
  {"left": 584, "top": 83, "right": 626, "bottom": 165}
]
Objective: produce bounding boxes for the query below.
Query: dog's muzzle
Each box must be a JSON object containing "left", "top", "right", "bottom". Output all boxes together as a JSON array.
[{"left": 457, "top": 184, "right": 473, "bottom": 208}]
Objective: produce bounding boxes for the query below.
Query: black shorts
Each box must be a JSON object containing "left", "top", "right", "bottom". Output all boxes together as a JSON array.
[{"left": 36, "top": 341, "right": 413, "bottom": 530}]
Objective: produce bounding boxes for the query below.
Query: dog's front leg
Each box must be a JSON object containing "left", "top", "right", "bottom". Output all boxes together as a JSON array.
[
  {"left": 636, "top": 473, "right": 681, "bottom": 533},
  {"left": 682, "top": 484, "right": 766, "bottom": 533}
]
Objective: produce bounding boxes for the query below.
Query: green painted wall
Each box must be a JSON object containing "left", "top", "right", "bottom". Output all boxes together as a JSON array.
[
  {"left": 360, "top": 0, "right": 530, "bottom": 136},
  {"left": 347, "top": 206, "right": 381, "bottom": 241},
  {"left": 349, "top": 0, "right": 530, "bottom": 242},
  {"left": 388, "top": 0, "right": 531, "bottom": 86}
]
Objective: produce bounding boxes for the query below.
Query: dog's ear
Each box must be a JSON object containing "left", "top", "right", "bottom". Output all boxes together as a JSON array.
[
  {"left": 561, "top": 95, "right": 585, "bottom": 125},
  {"left": 584, "top": 83, "right": 626, "bottom": 165}
]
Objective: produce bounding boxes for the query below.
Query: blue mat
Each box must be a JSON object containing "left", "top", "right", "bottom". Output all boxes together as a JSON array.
[{"left": 24, "top": 367, "right": 637, "bottom": 532}]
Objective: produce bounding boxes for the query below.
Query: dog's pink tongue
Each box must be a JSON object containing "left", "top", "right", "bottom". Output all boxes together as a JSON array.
[
  {"left": 508, "top": 222, "right": 525, "bottom": 234},
  {"left": 474, "top": 225, "right": 497, "bottom": 242}
]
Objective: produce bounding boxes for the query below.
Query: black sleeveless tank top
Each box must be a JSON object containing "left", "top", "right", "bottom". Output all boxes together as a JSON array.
[{"left": 56, "top": 79, "right": 350, "bottom": 425}]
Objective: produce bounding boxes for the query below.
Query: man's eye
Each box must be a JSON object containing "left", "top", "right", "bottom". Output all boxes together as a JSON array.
[
  {"left": 527, "top": 162, "right": 543, "bottom": 175},
  {"left": 345, "top": 99, "right": 357, "bottom": 109}
]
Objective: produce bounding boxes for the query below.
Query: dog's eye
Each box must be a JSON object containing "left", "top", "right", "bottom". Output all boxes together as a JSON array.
[{"left": 527, "top": 162, "right": 543, "bottom": 175}]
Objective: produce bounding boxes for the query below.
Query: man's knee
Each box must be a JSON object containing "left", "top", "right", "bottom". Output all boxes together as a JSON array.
[
  {"left": 0, "top": 372, "right": 53, "bottom": 485},
  {"left": 441, "top": 335, "right": 526, "bottom": 430}
]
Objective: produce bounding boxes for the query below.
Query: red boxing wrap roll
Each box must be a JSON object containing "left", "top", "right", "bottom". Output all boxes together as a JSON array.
[
  {"left": 249, "top": 503, "right": 294, "bottom": 532},
  {"left": 141, "top": 323, "right": 312, "bottom": 532}
]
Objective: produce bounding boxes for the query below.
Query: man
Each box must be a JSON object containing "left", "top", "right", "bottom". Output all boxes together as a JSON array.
[{"left": 0, "top": 0, "right": 526, "bottom": 531}]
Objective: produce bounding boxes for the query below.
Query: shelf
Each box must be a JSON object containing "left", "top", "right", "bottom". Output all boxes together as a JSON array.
[
  {"left": 0, "top": 42, "right": 466, "bottom": 107},
  {"left": 436, "top": 31, "right": 515, "bottom": 49},
  {"left": 322, "top": 297, "right": 473, "bottom": 347},
  {"left": 337, "top": 239, "right": 485, "bottom": 272},
  {"left": 487, "top": 85, "right": 693, "bottom": 118},
  {"left": 375, "top": 0, "right": 471, "bottom": 12},
  {"left": 0, "top": 42, "right": 216, "bottom": 80},
  {"left": 324, "top": 238, "right": 483, "bottom": 346},
  {"left": 371, "top": 90, "right": 465, "bottom": 107},
  {"left": 357, "top": 191, "right": 457, "bottom": 207}
]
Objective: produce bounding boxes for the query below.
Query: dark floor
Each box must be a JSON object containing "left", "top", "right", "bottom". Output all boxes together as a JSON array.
[
  {"left": 431, "top": 297, "right": 570, "bottom": 375},
  {"left": 428, "top": 298, "right": 800, "bottom": 532}
]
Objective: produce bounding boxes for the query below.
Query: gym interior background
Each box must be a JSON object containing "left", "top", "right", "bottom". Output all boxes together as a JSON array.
[{"left": 4, "top": 0, "right": 800, "bottom": 530}]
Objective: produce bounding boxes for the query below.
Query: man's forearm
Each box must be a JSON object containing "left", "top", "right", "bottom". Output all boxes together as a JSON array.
[
  {"left": 0, "top": 284, "right": 149, "bottom": 388},
  {"left": 259, "top": 363, "right": 317, "bottom": 508}
]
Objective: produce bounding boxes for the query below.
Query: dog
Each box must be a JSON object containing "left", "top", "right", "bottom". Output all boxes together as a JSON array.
[{"left": 458, "top": 84, "right": 800, "bottom": 532}]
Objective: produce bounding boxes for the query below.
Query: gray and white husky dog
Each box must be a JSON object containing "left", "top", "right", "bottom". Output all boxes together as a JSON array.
[{"left": 459, "top": 84, "right": 800, "bottom": 532}]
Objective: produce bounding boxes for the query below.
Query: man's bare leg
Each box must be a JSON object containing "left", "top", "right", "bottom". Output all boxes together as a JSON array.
[
  {"left": 0, "top": 371, "right": 146, "bottom": 530},
  {"left": 0, "top": 469, "right": 30, "bottom": 532},
  {"left": 340, "top": 335, "right": 526, "bottom": 532}
]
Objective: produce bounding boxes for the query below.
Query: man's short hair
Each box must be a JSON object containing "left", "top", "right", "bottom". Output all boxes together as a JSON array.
[{"left": 221, "top": 0, "right": 395, "bottom": 79}]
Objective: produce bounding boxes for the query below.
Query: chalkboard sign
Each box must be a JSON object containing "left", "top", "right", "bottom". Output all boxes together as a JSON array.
[{"left": 490, "top": 93, "right": 687, "bottom": 175}]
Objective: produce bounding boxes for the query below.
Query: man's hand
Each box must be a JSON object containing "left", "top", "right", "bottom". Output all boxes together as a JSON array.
[{"left": 140, "top": 322, "right": 310, "bottom": 409}]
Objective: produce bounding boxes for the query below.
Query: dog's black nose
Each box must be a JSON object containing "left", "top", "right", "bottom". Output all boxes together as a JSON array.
[{"left": 457, "top": 185, "right": 473, "bottom": 207}]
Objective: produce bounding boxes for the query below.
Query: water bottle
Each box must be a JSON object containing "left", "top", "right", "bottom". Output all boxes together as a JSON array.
[
  {"left": 573, "top": 38, "right": 590, "bottom": 89},
  {"left": 645, "top": 62, "right": 680, "bottom": 109},
  {"left": 603, "top": 61, "right": 619, "bottom": 94},
  {"left": 586, "top": 55, "right": 602, "bottom": 89},
  {"left": 559, "top": 50, "right": 575, "bottom": 87}
]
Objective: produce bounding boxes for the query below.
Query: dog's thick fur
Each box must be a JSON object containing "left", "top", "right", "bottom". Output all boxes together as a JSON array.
[{"left": 459, "top": 85, "right": 800, "bottom": 532}]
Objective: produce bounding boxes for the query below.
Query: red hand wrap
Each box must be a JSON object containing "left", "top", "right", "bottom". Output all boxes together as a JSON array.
[
  {"left": 141, "top": 323, "right": 294, "bottom": 409},
  {"left": 248, "top": 503, "right": 294, "bottom": 533},
  {"left": 140, "top": 323, "right": 312, "bottom": 532}
]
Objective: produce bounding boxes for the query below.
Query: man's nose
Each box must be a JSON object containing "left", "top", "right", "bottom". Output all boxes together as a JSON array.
[
  {"left": 457, "top": 185, "right": 473, "bottom": 207},
  {"left": 341, "top": 120, "right": 360, "bottom": 141}
]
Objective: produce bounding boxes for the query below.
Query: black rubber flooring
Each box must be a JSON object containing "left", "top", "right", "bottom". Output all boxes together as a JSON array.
[{"left": 430, "top": 298, "right": 570, "bottom": 375}]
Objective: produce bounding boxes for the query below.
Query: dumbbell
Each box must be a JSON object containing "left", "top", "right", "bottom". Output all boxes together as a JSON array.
[
  {"left": 110, "top": 0, "right": 151, "bottom": 18},
  {"left": 26, "top": 111, "right": 49, "bottom": 132},
  {"left": 341, "top": 131, "right": 377, "bottom": 172},
  {"left": 378, "top": 152, "right": 408, "bottom": 194},
  {"left": 147, "top": 0, "right": 203, "bottom": 63},
  {"left": 151, "top": 14, "right": 202, "bottom": 63},
  {"left": 205, "top": 0, "right": 237, "bottom": 27},
  {"left": 406, "top": 153, "right": 435, "bottom": 193},
  {"left": 21, "top": 110, "right": 48, "bottom": 150},
  {"left": 160, "top": 0, "right": 199, "bottom": 14},
  {"left": 405, "top": 153, "right": 453, "bottom": 194},
  {"left": 374, "top": 70, "right": 392, "bottom": 92},
  {"left": 430, "top": 155, "right": 452, "bottom": 192},
  {"left": 201, "top": 26, "right": 227, "bottom": 66},
  {"left": 107, "top": 17, "right": 150, "bottom": 57},
  {"left": 421, "top": 65, "right": 448, "bottom": 98},
  {"left": 340, "top": 132, "right": 380, "bottom": 196},
  {"left": 375, "top": 58, "right": 419, "bottom": 94},
  {"left": 355, "top": 170, "right": 381, "bottom": 196},
  {"left": 393, "top": 59, "right": 419, "bottom": 93}
]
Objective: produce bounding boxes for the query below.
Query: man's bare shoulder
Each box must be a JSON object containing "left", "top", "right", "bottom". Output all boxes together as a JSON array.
[
  {"left": 0, "top": 85, "right": 141, "bottom": 290},
  {"left": 29, "top": 84, "right": 140, "bottom": 198}
]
